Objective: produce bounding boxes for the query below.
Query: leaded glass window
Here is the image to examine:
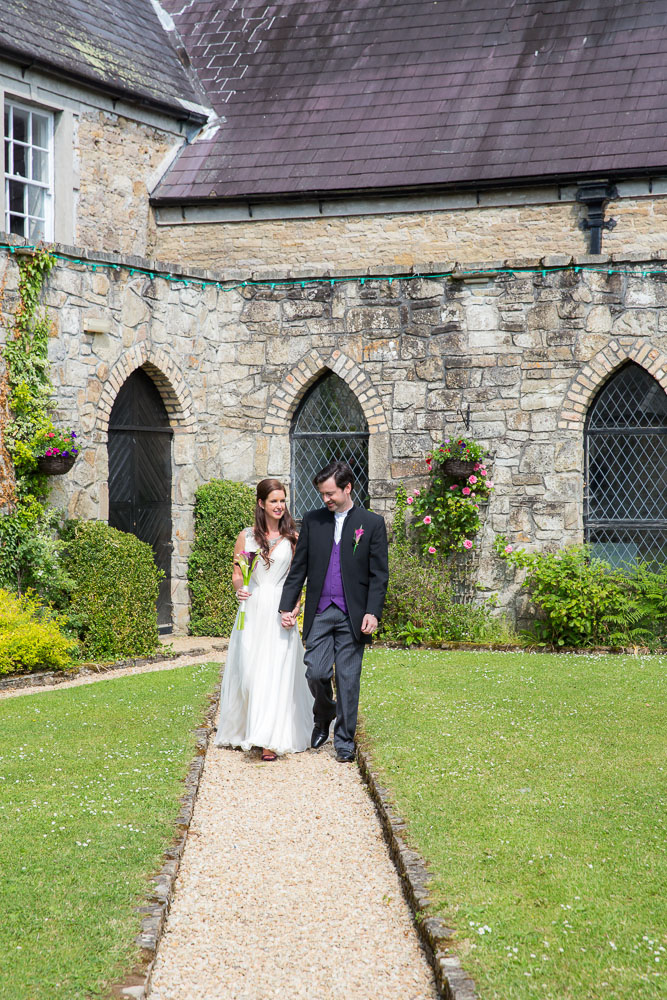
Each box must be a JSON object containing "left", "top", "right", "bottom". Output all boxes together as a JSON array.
[
  {"left": 290, "top": 372, "right": 369, "bottom": 519},
  {"left": 585, "top": 362, "right": 667, "bottom": 566}
]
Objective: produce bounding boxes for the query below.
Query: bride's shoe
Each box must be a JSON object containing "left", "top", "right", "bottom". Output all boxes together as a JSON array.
[{"left": 261, "top": 748, "right": 278, "bottom": 761}]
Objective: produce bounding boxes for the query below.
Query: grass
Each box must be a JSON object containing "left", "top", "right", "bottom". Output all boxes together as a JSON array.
[
  {"left": 360, "top": 649, "right": 666, "bottom": 1000},
  {"left": 0, "top": 662, "right": 220, "bottom": 1000}
]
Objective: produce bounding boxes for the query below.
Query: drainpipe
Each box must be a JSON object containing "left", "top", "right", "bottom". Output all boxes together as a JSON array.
[{"left": 576, "top": 180, "right": 618, "bottom": 254}]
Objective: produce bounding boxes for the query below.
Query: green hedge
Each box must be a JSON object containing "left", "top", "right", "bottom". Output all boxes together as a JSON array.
[
  {"left": 62, "top": 521, "right": 161, "bottom": 660},
  {"left": 0, "top": 588, "right": 78, "bottom": 674},
  {"left": 188, "top": 479, "right": 256, "bottom": 636}
]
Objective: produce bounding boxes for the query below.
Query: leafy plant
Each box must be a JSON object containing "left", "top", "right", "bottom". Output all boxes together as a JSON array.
[
  {"left": 187, "top": 479, "right": 256, "bottom": 636},
  {"left": 62, "top": 521, "right": 162, "bottom": 659},
  {"left": 495, "top": 537, "right": 667, "bottom": 647},
  {"left": 379, "top": 543, "right": 508, "bottom": 645},
  {"left": 0, "top": 587, "right": 78, "bottom": 674},
  {"left": 0, "top": 248, "right": 77, "bottom": 603}
]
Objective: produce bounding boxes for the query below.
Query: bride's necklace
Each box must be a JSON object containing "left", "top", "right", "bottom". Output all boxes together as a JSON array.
[{"left": 266, "top": 532, "right": 283, "bottom": 550}]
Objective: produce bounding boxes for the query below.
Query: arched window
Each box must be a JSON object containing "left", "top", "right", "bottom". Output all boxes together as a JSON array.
[
  {"left": 585, "top": 362, "right": 667, "bottom": 566},
  {"left": 290, "top": 372, "right": 369, "bottom": 519}
]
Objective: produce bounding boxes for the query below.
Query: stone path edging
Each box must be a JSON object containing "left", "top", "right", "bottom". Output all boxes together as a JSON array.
[
  {"left": 356, "top": 736, "right": 477, "bottom": 1000},
  {"left": 112, "top": 666, "right": 223, "bottom": 1000}
]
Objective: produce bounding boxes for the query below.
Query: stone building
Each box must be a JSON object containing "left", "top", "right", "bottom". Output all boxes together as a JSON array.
[{"left": 1, "top": 1, "right": 667, "bottom": 631}]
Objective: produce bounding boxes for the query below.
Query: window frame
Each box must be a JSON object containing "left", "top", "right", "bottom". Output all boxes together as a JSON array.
[{"left": 4, "top": 98, "right": 55, "bottom": 241}]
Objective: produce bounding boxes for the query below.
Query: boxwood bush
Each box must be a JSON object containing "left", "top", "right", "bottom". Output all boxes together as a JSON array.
[
  {"left": 62, "top": 521, "right": 161, "bottom": 659},
  {"left": 188, "top": 479, "right": 256, "bottom": 636},
  {"left": 0, "top": 588, "right": 78, "bottom": 674}
]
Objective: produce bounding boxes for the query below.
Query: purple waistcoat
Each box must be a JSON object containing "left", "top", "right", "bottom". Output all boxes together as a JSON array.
[{"left": 316, "top": 539, "right": 348, "bottom": 615}]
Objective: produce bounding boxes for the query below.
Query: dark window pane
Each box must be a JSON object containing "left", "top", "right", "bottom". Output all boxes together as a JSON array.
[
  {"left": 12, "top": 108, "right": 28, "bottom": 144},
  {"left": 12, "top": 143, "right": 27, "bottom": 177},
  {"left": 4, "top": 137, "right": 9, "bottom": 174},
  {"left": 8, "top": 179, "right": 25, "bottom": 213},
  {"left": 9, "top": 214, "right": 26, "bottom": 236}
]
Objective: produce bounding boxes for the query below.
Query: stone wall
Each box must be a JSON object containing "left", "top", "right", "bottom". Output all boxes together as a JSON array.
[
  {"left": 76, "top": 111, "right": 180, "bottom": 258},
  {"left": 153, "top": 195, "right": 667, "bottom": 273},
  {"left": 2, "top": 237, "right": 667, "bottom": 631}
]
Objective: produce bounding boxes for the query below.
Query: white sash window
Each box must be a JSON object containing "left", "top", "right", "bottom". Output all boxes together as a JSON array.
[{"left": 4, "top": 100, "right": 54, "bottom": 241}]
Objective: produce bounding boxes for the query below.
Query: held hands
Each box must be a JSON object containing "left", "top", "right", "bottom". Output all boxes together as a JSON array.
[
  {"left": 236, "top": 586, "right": 250, "bottom": 602},
  {"left": 361, "top": 613, "right": 378, "bottom": 635},
  {"left": 280, "top": 604, "right": 300, "bottom": 630}
]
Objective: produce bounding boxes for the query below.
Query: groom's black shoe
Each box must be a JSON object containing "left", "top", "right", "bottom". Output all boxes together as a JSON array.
[
  {"left": 311, "top": 722, "right": 330, "bottom": 749},
  {"left": 335, "top": 750, "right": 355, "bottom": 763}
]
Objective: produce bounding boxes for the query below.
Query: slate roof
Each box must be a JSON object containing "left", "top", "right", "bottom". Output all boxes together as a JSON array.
[
  {"left": 154, "top": 0, "right": 667, "bottom": 202},
  {"left": 0, "top": 0, "right": 205, "bottom": 118}
]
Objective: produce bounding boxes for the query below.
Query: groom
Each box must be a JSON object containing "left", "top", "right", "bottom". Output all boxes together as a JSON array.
[{"left": 279, "top": 460, "right": 389, "bottom": 762}]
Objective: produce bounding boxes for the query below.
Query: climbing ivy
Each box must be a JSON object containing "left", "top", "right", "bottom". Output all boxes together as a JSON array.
[{"left": 0, "top": 249, "right": 74, "bottom": 601}]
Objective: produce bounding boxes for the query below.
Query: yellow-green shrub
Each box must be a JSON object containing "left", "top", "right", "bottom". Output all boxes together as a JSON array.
[{"left": 0, "top": 589, "right": 78, "bottom": 674}]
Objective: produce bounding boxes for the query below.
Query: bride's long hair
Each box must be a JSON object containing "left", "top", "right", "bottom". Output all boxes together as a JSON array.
[{"left": 253, "top": 478, "right": 298, "bottom": 567}]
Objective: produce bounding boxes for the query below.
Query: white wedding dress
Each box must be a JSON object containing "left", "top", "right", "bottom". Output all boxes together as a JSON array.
[{"left": 215, "top": 529, "right": 314, "bottom": 754}]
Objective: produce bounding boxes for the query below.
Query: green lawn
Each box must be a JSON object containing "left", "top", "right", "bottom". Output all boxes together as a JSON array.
[
  {"left": 360, "top": 649, "right": 666, "bottom": 1000},
  {"left": 0, "top": 662, "right": 220, "bottom": 1000}
]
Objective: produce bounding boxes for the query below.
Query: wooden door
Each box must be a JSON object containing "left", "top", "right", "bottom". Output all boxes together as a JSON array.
[{"left": 108, "top": 369, "right": 173, "bottom": 631}]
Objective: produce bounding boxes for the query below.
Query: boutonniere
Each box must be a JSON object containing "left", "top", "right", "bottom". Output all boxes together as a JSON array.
[{"left": 353, "top": 526, "right": 364, "bottom": 553}]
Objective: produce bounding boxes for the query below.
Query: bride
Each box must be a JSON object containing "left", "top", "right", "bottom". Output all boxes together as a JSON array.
[{"left": 215, "top": 479, "right": 313, "bottom": 760}]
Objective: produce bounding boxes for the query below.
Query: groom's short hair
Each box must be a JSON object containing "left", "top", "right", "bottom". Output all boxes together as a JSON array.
[{"left": 313, "top": 460, "right": 355, "bottom": 492}]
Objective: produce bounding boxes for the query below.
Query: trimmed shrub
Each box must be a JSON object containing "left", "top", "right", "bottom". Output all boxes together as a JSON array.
[
  {"left": 188, "top": 479, "right": 256, "bottom": 636},
  {"left": 62, "top": 521, "right": 161, "bottom": 659},
  {"left": 379, "top": 543, "right": 508, "bottom": 646},
  {"left": 0, "top": 588, "right": 78, "bottom": 674}
]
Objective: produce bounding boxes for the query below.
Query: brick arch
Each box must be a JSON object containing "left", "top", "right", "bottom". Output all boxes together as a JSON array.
[
  {"left": 558, "top": 338, "right": 667, "bottom": 432},
  {"left": 95, "top": 345, "right": 196, "bottom": 439},
  {"left": 263, "top": 348, "right": 388, "bottom": 434}
]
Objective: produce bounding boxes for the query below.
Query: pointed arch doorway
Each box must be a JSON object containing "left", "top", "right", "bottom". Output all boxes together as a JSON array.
[{"left": 108, "top": 368, "right": 173, "bottom": 631}]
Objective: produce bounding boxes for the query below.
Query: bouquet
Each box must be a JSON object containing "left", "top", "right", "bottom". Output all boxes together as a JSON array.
[{"left": 235, "top": 550, "right": 259, "bottom": 630}]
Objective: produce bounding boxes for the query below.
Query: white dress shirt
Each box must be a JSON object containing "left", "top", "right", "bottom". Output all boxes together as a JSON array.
[{"left": 334, "top": 508, "right": 351, "bottom": 544}]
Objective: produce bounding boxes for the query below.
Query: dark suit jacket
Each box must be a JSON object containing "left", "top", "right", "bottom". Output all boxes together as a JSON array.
[{"left": 279, "top": 504, "right": 389, "bottom": 643}]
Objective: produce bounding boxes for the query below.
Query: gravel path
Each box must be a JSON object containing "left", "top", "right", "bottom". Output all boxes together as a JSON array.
[
  {"left": 2, "top": 647, "right": 437, "bottom": 998},
  {"left": 148, "top": 738, "right": 437, "bottom": 1000}
]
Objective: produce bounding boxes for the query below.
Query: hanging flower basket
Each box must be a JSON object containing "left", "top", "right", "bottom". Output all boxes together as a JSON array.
[
  {"left": 443, "top": 458, "right": 477, "bottom": 477},
  {"left": 36, "top": 453, "right": 77, "bottom": 475}
]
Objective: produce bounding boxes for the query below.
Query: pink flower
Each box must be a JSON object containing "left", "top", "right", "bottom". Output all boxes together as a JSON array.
[
  {"left": 474, "top": 463, "right": 480, "bottom": 471},
  {"left": 468, "top": 475, "right": 477, "bottom": 485},
  {"left": 45, "top": 449, "right": 53, "bottom": 456},
  {"left": 407, "top": 496, "right": 414, "bottom": 505},
  {"left": 480, "top": 468, "right": 487, "bottom": 476},
  {"left": 462, "top": 487, "right": 471, "bottom": 496},
  {"left": 423, "top": 516, "right": 432, "bottom": 525},
  {"left": 450, "top": 484, "right": 458, "bottom": 490},
  {"left": 426, "top": 458, "right": 432, "bottom": 469},
  {"left": 414, "top": 489, "right": 420, "bottom": 496},
  {"left": 463, "top": 539, "right": 473, "bottom": 550},
  {"left": 47, "top": 432, "right": 55, "bottom": 438},
  {"left": 504, "top": 544, "right": 513, "bottom": 554},
  {"left": 428, "top": 546, "right": 436, "bottom": 554},
  {"left": 487, "top": 480, "right": 494, "bottom": 488}
]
